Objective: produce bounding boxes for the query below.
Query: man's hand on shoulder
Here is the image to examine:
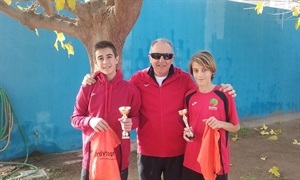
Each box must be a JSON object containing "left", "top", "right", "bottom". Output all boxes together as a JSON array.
[
  {"left": 82, "top": 74, "right": 96, "bottom": 85},
  {"left": 219, "top": 83, "right": 237, "bottom": 97}
]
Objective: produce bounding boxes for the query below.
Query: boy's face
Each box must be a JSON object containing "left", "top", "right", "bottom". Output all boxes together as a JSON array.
[
  {"left": 191, "top": 61, "right": 213, "bottom": 87},
  {"left": 94, "top": 47, "right": 119, "bottom": 80}
]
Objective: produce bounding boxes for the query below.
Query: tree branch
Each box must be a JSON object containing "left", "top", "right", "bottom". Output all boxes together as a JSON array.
[
  {"left": 64, "top": 1, "right": 92, "bottom": 21},
  {"left": 37, "top": 0, "right": 55, "bottom": 16},
  {"left": 0, "top": 1, "right": 78, "bottom": 37}
]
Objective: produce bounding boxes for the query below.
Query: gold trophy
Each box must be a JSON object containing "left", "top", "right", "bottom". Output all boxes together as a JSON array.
[
  {"left": 178, "top": 109, "right": 194, "bottom": 139},
  {"left": 119, "top": 106, "right": 131, "bottom": 139}
]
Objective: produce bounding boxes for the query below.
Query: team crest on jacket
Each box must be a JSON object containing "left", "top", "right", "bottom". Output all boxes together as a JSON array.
[{"left": 209, "top": 98, "right": 218, "bottom": 110}]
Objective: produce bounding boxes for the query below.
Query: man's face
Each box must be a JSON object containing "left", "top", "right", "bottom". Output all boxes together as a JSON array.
[
  {"left": 94, "top": 47, "right": 119, "bottom": 80},
  {"left": 148, "top": 41, "right": 174, "bottom": 77}
]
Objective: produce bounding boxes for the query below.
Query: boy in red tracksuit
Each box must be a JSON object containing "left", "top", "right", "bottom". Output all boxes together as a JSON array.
[
  {"left": 71, "top": 40, "right": 141, "bottom": 180},
  {"left": 182, "top": 50, "right": 240, "bottom": 180}
]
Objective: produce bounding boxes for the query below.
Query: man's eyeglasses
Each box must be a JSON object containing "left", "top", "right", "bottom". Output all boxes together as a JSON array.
[{"left": 149, "top": 53, "right": 174, "bottom": 60}]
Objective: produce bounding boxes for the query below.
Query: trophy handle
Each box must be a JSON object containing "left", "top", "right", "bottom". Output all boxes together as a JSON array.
[
  {"left": 179, "top": 109, "right": 195, "bottom": 139},
  {"left": 183, "top": 115, "right": 195, "bottom": 139},
  {"left": 121, "top": 114, "right": 130, "bottom": 139},
  {"left": 119, "top": 106, "right": 131, "bottom": 140}
]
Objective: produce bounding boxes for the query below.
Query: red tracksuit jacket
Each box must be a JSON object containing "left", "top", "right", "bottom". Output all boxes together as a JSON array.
[
  {"left": 71, "top": 69, "right": 141, "bottom": 171},
  {"left": 130, "top": 65, "right": 196, "bottom": 157}
]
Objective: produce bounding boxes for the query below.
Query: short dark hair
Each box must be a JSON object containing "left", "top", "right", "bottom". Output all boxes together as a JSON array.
[{"left": 94, "top": 40, "right": 118, "bottom": 57}]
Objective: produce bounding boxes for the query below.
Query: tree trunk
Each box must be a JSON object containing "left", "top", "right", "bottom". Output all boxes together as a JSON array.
[{"left": 79, "top": 27, "right": 126, "bottom": 74}]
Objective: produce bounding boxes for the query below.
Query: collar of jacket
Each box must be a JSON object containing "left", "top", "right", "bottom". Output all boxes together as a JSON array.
[
  {"left": 147, "top": 64, "right": 175, "bottom": 83},
  {"left": 93, "top": 68, "right": 123, "bottom": 85}
]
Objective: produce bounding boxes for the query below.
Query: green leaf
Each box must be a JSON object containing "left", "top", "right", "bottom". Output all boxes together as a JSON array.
[
  {"left": 296, "top": 18, "right": 300, "bottom": 30},
  {"left": 67, "top": 0, "right": 76, "bottom": 10},
  {"left": 260, "top": 123, "right": 268, "bottom": 130},
  {"left": 35, "top": 29, "right": 39, "bottom": 36},
  {"left": 255, "top": 2, "right": 264, "bottom": 15},
  {"left": 17, "top": 5, "right": 24, "bottom": 10},
  {"left": 65, "top": 43, "right": 75, "bottom": 58},
  {"left": 260, "top": 156, "right": 267, "bottom": 160},
  {"left": 260, "top": 130, "right": 269, "bottom": 135},
  {"left": 268, "top": 135, "right": 278, "bottom": 140},
  {"left": 269, "top": 129, "right": 276, "bottom": 135},
  {"left": 231, "top": 134, "right": 238, "bottom": 142},
  {"left": 54, "top": 39, "right": 59, "bottom": 51},
  {"left": 4, "top": 0, "right": 11, "bottom": 5},
  {"left": 292, "top": 139, "right": 300, "bottom": 145},
  {"left": 292, "top": 7, "right": 299, "bottom": 17},
  {"left": 268, "top": 166, "right": 280, "bottom": 177},
  {"left": 55, "top": 0, "right": 65, "bottom": 11}
]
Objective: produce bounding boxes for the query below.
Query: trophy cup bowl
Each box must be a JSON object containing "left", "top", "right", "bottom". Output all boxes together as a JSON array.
[
  {"left": 119, "top": 106, "right": 131, "bottom": 139},
  {"left": 178, "top": 108, "right": 195, "bottom": 139},
  {"left": 178, "top": 109, "right": 187, "bottom": 116}
]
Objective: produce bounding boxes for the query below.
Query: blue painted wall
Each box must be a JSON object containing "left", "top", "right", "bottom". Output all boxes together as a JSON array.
[
  {"left": 0, "top": 0, "right": 299, "bottom": 160},
  {"left": 0, "top": 19, "right": 88, "bottom": 159}
]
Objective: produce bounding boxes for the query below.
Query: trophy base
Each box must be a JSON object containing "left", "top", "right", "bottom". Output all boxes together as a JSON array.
[
  {"left": 122, "top": 136, "right": 130, "bottom": 139},
  {"left": 185, "top": 133, "right": 195, "bottom": 140},
  {"left": 122, "top": 132, "right": 130, "bottom": 139},
  {"left": 187, "top": 135, "right": 195, "bottom": 140},
  {"left": 185, "top": 135, "right": 195, "bottom": 140}
]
